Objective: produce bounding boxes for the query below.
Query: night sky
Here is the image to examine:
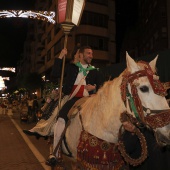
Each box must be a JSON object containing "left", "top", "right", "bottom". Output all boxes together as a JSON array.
[
  {"left": 115, "top": 0, "right": 138, "bottom": 61},
  {"left": 0, "top": 0, "right": 138, "bottom": 67},
  {"left": 0, "top": 0, "right": 35, "bottom": 67}
]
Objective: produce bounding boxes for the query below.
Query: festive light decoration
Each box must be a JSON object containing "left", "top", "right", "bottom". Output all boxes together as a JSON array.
[
  {"left": 0, "top": 10, "right": 55, "bottom": 24},
  {"left": 0, "top": 76, "right": 6, "bottom": 90}
]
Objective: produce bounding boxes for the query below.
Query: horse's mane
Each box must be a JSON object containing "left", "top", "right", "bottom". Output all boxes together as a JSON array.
[
  {"left": 81, "top": 61, "right": 154, "bottom": 121},
  {"left": 81, "top": 80, "right": 117, "bottom": 113},
  {"left": 82, "top": 71, "right": 127, "bottom": 111},
  {"left": 80, "top": 71, "right": 127, "bottom": 141}
]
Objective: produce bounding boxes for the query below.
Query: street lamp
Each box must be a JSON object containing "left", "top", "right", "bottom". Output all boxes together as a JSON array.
[
  {"left": 50, "top": 1, "right": 85, "bottom": 168},
  {"left": 57, "top": 0, "right": 85, "bottom": 108}
]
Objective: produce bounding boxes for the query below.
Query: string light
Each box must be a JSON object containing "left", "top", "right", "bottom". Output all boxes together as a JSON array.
[
  {"left": 0, "top": 10, "right": 55, "bottom": 24},
  {"left": 0, "top": 76, "right": 6, "bottom": 90}
]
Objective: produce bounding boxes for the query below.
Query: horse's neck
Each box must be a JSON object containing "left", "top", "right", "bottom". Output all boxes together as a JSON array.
[{"left": 81, "top": 77, "right": 126, "bottom": 143}]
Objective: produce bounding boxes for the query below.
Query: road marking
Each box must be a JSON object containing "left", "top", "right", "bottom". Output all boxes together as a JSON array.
[{"left": 9, "top": 116, "right": 51, "bottom": 170}]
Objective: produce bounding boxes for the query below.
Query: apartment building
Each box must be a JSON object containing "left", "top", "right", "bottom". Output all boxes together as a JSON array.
[
  {"left": 120, "top": 0, "right": 170, "bottom": 61},
  {"left": 18, "top": 0, "right": 116, "bottom": 82}
]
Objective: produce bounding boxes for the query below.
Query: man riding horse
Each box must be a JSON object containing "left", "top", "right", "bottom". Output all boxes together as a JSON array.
[{"left": 46, "top": 45, "right": 104, "bottom": 166}]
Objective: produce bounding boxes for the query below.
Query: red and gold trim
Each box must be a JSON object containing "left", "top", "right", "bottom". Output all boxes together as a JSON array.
[{"left": 77, "top": 130, "right": 126, "bottom": 170}]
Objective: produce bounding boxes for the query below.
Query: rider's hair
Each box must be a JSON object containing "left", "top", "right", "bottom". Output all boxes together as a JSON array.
[{"left": 79, "top": 45, "right": 92, "bottom": 53}]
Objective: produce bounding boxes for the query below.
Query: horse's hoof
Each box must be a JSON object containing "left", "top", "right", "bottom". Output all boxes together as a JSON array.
[{"left": 46, "top": 155, "right": 57, "bottom": 166}]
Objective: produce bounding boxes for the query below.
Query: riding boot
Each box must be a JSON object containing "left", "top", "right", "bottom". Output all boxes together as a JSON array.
[{"left": 46, "top": 117, "right": 65, "bottom": 166}]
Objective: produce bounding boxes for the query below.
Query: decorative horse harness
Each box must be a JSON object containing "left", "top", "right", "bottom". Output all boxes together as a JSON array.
[
  {"left": 119, "top": 61, "right": 170, "bottom": 166},
  {"left": 120, "top": 61, "right": 170, "bottom": 128}
]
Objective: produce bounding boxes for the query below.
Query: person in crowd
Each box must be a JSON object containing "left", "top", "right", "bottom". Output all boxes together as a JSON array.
[
  {"left": 23, "top": 90, "right": 60, "bottom": 139},
  {"left": 27, "top": 96, "right": 33, "bottom": 115},
  {"left": 33, "top": 95, "right": 39, "bottom": 111},
  {"left": 46, "top": 45, "right": 104, "bottom": 166},
  {"left": 20, "top": 101, "right": 28, "bottom": 122},
  {"left": 1, "top": 100, "right": 7, "bottom": 115}
]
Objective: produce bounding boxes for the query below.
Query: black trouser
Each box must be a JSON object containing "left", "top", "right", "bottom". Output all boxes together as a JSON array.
[{"left": 58, "top": 97, "right": 81, "bottom": 122}]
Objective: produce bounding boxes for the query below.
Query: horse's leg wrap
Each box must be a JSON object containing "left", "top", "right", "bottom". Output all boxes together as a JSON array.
[{"left": 53, "top": 117, "right": 66, "bottom": 157}]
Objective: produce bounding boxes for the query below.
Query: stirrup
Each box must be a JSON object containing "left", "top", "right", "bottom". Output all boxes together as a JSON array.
[{"left": 46, "top": 154, "right": 57, "bottom": 166}]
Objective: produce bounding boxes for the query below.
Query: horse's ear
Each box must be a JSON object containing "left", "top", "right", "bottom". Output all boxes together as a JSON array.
[
  {"left": 149, "top": 55, "right": 158, "bottom": 73},
  {"left": 126, "top": 51, "right": 140, "bottom": 73}
]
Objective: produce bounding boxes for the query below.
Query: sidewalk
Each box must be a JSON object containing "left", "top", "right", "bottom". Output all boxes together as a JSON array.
[{"left": 0, "top": 114, "right": 50, "bottom": 170}]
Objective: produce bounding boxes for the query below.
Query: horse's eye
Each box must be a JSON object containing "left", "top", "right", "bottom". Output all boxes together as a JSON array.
[{"left": 139, "top": 86, "right": 149, "bottom": 92}]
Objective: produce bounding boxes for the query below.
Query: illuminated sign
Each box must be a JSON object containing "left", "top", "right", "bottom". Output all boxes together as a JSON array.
[{"left": 58, "top": 0, "right": 67, "bottom": 23}]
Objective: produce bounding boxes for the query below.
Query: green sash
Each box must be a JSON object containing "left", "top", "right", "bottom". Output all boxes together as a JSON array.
[{"left": 75, "top": 62, "right": 98, "bottom": 76}]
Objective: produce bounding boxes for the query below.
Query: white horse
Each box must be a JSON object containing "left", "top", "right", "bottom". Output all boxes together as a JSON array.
[{"left": 60, "top": 53, "right": 170, "bottom": 169}]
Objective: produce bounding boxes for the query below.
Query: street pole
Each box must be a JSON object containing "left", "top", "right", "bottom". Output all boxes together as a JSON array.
[
  {"left": 58, "top": 24, "right": 74, "bottom": 109},
  {"left": 52, "top": 0, "right": 85, "bottom": 169}
]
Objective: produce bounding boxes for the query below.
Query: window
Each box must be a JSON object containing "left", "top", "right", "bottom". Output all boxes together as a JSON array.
[
  {"left": 47, "top": 50, "right": 51, "bottom": 61},
  {"left": 47, "top": 31, "right": 51, "bottom": 44},
  {"left": 76, "top": 35, "right": 108, "bottom": 51},
  {"left": 162, "top": 27, "right": 167, "bottom": 38},
  {"left": 154, "top": 32, "right": 158, "bottom": 40},
  {"left": 87, "top": 0, "right": 108, "bottom": 6},
  {"left": 150, "top": 38, "right": 153, "bottom": 49},
  {"left": 81, "top": 11, "right": 108, "bottom": 28},
  {"left": 48, "top": 0, "right": 52, "bottom": 8},
  {"left": 42, "top": 39, "right": 45, "bottom": 46},
  {"left": 161, "top": 7, "right": 167, "bottom": 18},
  {"left": 153, "top": 0, "right": 157, "bottom": 8},
  {"left": 54, "top": 25, "right": 60, "bottom": 35}
]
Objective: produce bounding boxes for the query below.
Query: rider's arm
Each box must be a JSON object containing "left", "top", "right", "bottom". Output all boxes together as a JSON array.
[
  {"left": 85, "top": 84, "right": 96, "bottom": 92},
  {"left": 50, "top": 49, "right": 68, "bottom": 82}
]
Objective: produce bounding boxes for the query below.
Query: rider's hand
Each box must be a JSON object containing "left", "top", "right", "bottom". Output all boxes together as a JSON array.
[
  {"left": 122, "top": 121, "right": 135, "bottom": 133},
  {"left": 58, "top": 48, "right": 67, "bottom": 59},
  {"left": 85, "top": 84, "right": 96, "bottom": 92}
]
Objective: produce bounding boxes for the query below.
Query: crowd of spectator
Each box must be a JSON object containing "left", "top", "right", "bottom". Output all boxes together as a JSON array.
[{"left": 0, "top": 95, "right": 45, "bottom": 123}]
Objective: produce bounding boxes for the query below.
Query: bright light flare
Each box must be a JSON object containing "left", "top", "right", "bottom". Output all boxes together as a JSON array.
[{"left": 0, "top": 10, "right": 55, "bottom": 24}]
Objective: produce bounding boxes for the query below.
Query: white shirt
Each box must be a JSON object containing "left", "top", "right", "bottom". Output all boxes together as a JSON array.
[{"left": 74, "top": 63, "right": 89, "bottom": 96}]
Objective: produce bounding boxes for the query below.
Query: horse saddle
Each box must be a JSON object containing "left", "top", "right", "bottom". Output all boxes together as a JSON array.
[{"left": 67, "top": 97, "right": 89, "bottom": 119}]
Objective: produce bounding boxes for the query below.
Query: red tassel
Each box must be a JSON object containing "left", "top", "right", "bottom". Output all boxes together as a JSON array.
[
  {"left": 57, "top": 146, "right": 63, "bottom": 163},
  {"left": 101, "top": 152, "right": 108, "bottom": 165}
]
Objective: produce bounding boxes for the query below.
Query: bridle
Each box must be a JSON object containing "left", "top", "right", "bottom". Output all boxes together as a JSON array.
[
  {"left": 120, "top": 61, "right": 168, "bottom": 125},
  {"left": 118, "top": 61, "right": 170, "bottom": 166}
]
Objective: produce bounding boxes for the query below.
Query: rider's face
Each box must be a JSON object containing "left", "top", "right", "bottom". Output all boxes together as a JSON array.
[{"left": 80, "top": 49, "right": 93, "bottom": 65}]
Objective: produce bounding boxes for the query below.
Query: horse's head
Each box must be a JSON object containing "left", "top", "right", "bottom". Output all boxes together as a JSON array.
[{"left": 121, "top": 52, "right": 170, "bottom": 146}]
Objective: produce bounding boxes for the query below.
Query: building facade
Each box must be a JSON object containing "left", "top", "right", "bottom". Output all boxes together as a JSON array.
[
  {"left": 120, "top": 0, "right": 170, "bottom": 61},
  {"left": 17, "top": 0, "right": 116, "bottom": 85}
]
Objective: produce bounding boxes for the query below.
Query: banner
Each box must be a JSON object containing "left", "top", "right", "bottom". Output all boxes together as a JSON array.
[{"left": 58, "top": 0, "right": 67, "bottom": 23}]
